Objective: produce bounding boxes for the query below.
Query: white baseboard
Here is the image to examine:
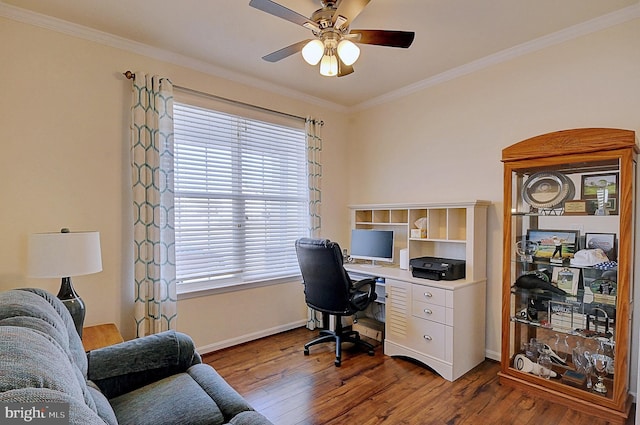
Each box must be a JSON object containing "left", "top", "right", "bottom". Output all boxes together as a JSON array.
[
  {"left": 485, "top": 349, "right": 501, "bottom": 362},
  {"left": 196, "top": 320, "right": 307, "bottom": 355}
]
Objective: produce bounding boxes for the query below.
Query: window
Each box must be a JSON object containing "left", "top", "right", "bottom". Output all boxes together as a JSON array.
[{"left": 173, "top": 100, "right": 308, "bottom": 293}]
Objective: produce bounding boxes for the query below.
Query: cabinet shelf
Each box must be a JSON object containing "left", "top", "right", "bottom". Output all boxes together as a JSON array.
[{"left": 499, "top": 128, "right": 637, "bottom": 424}]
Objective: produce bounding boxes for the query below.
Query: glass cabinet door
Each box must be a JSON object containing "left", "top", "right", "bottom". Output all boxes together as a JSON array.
[
  {"left": 506, "top": 155, "right": 625, "bottom": 399},
  {"left": 500, "top": 128, "right": 637, "bottom": 424}
]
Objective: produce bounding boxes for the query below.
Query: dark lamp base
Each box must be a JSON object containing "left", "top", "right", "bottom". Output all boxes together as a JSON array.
[{"left": 57, "top": 277, "right": 86, "bottom": 338}]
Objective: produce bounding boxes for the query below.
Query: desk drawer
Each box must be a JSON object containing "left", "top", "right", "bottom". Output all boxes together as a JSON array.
[
  {"left": 412, "top": 285, "right": 446, "bottom": 307},
  {"left": 412, "top": 300, "right": 447, "bottom": 324},
  {"left": 408, "top": 317, "right": 446, "bottom": 360}
]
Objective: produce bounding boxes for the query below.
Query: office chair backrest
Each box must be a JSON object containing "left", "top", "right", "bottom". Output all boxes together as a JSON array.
[{"left": 295, "top": 238, "right": 352, "bottom": 315}]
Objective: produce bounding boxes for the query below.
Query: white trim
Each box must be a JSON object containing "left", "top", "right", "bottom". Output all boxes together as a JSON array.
[
  {"left": 0, "top": 2, "right": 346, "bottom": 113},
  {"left": 352, "top": 3, "right": 640, "bottom": 112},
  {"left": 177, "top": 275, "right": 301, "bottom": 300},
  {"left": 2, "top": 2, "right": 637, "bottom": 113},
  {"left": 195, "top": 321, "right": 306, "bottom": 354}
]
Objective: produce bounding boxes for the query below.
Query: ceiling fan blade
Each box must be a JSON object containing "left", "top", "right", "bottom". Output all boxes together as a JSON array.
[
  {"left": 262, "top": 39, "right": 311, "bottom": 62},
  {"left": 350, "top": 29, "right": 415, "bottom": 48},
  {"left": 333, "top": 0, "right": 371, "bottom": 26},
  {"left": 337, "top": 57, "right": 354, "bottom": 77},
  {"left": 249, "top": 0, "right": 317, "bottom": 29}
]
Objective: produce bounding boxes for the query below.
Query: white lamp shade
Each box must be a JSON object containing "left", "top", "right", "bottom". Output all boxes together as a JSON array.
[
  {"left": 337, "top": 39, "right": 360, "bottom": 66},
  {"left": 28, "top": 231, "right": 102, "bottom": 278},
  {"left": 302, "top": 39, "right": 324, "bottom": 65},
  {"left": 320, "top": 53, "right": 338, "bottom": 77}
]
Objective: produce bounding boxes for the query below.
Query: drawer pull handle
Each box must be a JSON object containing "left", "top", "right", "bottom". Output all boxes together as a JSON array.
[
  {"left": 424, "top": 292, "right": 433, "bottom": 298},
  {"left": 423, "top": 309, "right": 432, "bottom": 315},
  {"left": 423, "top": 335, "right": 432, "bottom": 341}
]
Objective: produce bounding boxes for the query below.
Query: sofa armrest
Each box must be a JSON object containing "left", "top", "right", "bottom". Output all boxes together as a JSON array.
[{"left": 87, "top": 330, "right": 201, "bottom": 398}]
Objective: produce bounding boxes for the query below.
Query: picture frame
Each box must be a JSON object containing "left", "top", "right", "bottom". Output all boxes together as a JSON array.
[
  {"left": 584, "top": 232, "right": 617, "bottom": 261},
  {"left": 527, "top": 229, "right": 579, "bottom": 261},
  {"left": 581, "top": 172, "right": 619, "bottom": 215},
  {"left": 552, "top": 266, "right": 580, "bottom": 295}
]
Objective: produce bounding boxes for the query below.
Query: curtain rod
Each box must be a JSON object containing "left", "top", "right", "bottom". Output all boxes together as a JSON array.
[{"left": 123, "top": 71, "right": 312, "bottom": 123}]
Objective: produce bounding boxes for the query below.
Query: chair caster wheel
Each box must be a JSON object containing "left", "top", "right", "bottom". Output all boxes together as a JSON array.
[
  {"left": 335, "top": 359, "right": 341, "bottom": 367},
  {"left": 368, "top": 350, "right": 374, "bottom": 356},
  {"left": 304, "top": 349, "right": 309, "bottom": 356}
]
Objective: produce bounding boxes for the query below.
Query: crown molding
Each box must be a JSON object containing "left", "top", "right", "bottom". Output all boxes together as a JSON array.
[
  {"left": 0, "top": 2, "right": 347, "bottom": 113},
  {"left": 352, "top": 3, "right": 640, "bottom": 112},
  {"left": 2, "top": 1, "right": 637, "bottom": 113}
]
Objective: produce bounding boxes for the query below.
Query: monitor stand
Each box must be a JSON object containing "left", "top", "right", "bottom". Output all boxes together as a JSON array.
[{"left": 361, "top": 260, "right": 382, "bottom": 268}]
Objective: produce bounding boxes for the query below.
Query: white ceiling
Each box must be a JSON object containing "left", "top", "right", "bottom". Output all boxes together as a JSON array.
[{"left": 3, "top": 0, "right": 639, "bottom": 108}]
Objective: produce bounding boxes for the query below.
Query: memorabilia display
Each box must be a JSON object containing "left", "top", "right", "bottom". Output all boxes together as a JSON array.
[{"left": 501, "top": 128, "right": 636, "bottom": 423}]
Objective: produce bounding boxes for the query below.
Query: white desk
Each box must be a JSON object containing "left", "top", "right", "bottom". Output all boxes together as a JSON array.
[{"left": 345, "top": 263, "right": 486, "bottom": 381}]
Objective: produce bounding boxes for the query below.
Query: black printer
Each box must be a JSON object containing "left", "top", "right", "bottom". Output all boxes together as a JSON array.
[{"left": 409, "top": 256, "right": 466, "bottom": 281}]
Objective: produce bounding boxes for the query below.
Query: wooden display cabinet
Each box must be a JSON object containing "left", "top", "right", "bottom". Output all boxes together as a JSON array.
[{"left": 499, "top": 128, "right": 638, "bottom": 424}]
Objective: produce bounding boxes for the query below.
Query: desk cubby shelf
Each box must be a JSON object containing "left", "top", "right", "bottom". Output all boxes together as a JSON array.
[{"left": 349, "top": 202, "right": 488, "bottom": 282}]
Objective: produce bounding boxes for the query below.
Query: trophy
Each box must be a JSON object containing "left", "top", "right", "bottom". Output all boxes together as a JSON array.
[
  {"left": 590, "top": 353, "right": 611, "bottom": 394},
  {"left": 516, "top": 240, "right": 538, "bottom": 262},
  {"left": 594, "top": 179, "right": 610, "bottom": 216}
]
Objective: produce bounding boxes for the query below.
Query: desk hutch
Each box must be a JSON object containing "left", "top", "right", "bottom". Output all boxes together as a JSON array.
[{"left": 344, "top": 200, "right": 489, "bottom": 381}]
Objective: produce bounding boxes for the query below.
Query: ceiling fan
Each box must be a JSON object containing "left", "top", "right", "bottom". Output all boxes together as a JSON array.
[{"left": 249, "top": 0, "right": 415, "bottom": 77}]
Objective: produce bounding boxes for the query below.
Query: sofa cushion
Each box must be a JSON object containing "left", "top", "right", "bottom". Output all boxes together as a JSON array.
[
  {"left": 109, "top": 372, "right": 226, "bottom": 425},
  {"left": 228, "top": 411, "right": 275, "bottom": 425},
  {"left": 18, "top": 288, "right": 88, "bottom": 375},
  {"left": 87, "top": 381, "right": 118, "bottom": 425},
  {"left": 188, "top": 364, "right": 257, "bottom": 420},
  {"left": 0, "top": 388, "right": 105, "bottom": 425},
  {"left": 0, "top": 289, "right": 87, "bottom": 376},
  {"left": 0, "top": 326, "right": 96, "bottom": 414}
]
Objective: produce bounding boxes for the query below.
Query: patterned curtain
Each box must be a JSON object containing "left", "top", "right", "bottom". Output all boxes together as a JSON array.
[
  {"left": 305, "top": 117, "right": 323, "bottom": 330},
  {"left": 130, "top": 73, "right": 177, "bottom": 337},
  {"left": 306, "top": 118, "right": 323, "bottom": 238}
]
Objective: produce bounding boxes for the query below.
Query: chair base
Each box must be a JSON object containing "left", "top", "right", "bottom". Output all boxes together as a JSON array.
[{"left": 304, "top": 320, "right": 375, "bottom": 367}]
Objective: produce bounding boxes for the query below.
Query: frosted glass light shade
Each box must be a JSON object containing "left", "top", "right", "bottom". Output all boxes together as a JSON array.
[
  {"left": 337, "top": 39, "right": 360, "bottom": 66},
  {"left": 302, "top": 40, "right": 324, "bottom": 65},
  {"left": 28, "top": 231, "right": 102, "bottom": 278},
  {"left": 320, "top": 53, "right": 338, "bottom": 76}
]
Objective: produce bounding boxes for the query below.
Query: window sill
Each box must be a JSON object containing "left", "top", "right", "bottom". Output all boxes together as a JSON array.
[{"left": 177, "top": 274, "right": 302, "bottom": 300}]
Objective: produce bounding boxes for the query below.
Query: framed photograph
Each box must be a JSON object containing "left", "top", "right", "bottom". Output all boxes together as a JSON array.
[
  {"left": 581, "top": 172, "right": 619, "bottom": 215},
  {"left": 584, "top": 232, "right": 617, "bottom": 261},
  {"left": 552, "top": 266, "right": 580, "bottom": 295},
  {"left": 527, "top": 229, "right": 579, "bottom": 261}
]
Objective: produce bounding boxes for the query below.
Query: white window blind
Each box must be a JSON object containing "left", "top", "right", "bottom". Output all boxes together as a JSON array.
[{"left": 173, "top": 101, "right": 308, "bottom": 290}]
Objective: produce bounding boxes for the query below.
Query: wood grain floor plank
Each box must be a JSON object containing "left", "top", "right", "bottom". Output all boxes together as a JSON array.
[{"left": 202, "top": 327, "right": 634, "bottom": 424}]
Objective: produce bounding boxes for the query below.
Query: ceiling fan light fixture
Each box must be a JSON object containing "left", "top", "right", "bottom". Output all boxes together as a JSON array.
[
  {"left": 302, "top": 39, "right": 324, "bottom": 65},
  {"left": 337, "top": 39, "right": 360, "bottom": 66},
  {"left": 319, "top": 51, "right": 338, "bottom": 77}
]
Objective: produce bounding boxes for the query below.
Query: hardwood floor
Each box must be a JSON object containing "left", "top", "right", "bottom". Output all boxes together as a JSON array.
[{"left": 202, "top": 327, "right": 634, "bottom": 425}]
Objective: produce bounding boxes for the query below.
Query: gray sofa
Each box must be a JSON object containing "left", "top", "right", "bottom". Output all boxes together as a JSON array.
[{"left": 0, "top": 288, "right": 273, "bottom": 425}]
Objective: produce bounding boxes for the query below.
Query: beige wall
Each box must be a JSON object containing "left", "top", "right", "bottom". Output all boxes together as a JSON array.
[
  {"left": 0, "top": 16, "right": 350, "bottom": 347},
  {"left": 347, "top": 18, "right": 640, "bottom": 379},
  {"left": 2, "top": 10, "right": 640, "bottom": 391}
]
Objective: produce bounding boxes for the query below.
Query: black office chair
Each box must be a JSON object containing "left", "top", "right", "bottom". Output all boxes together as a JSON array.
[{"left": 295, "top": 237, "right": 378, "bottom": 367}]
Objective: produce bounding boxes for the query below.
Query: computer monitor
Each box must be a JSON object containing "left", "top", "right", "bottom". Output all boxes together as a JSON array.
[{"left": 350, "top": 229, "right": 394, "bottom": 266}]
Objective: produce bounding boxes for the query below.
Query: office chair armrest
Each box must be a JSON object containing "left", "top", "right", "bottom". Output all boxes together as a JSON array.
[
  {"left": 350, "top": 278, "right": 377, "bottom": 310},
  {"left": 352, "top": 278, "right": 376, "bottom": 292}
]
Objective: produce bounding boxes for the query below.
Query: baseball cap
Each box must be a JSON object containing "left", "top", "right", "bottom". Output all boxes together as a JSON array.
[{"left": 570, "top": 248, "right": 609, "bottom": 266}]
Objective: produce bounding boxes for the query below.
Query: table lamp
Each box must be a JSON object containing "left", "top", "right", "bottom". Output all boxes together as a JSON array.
[{"left": 27, "top": 228, "right": 102, "bottom": 338}]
